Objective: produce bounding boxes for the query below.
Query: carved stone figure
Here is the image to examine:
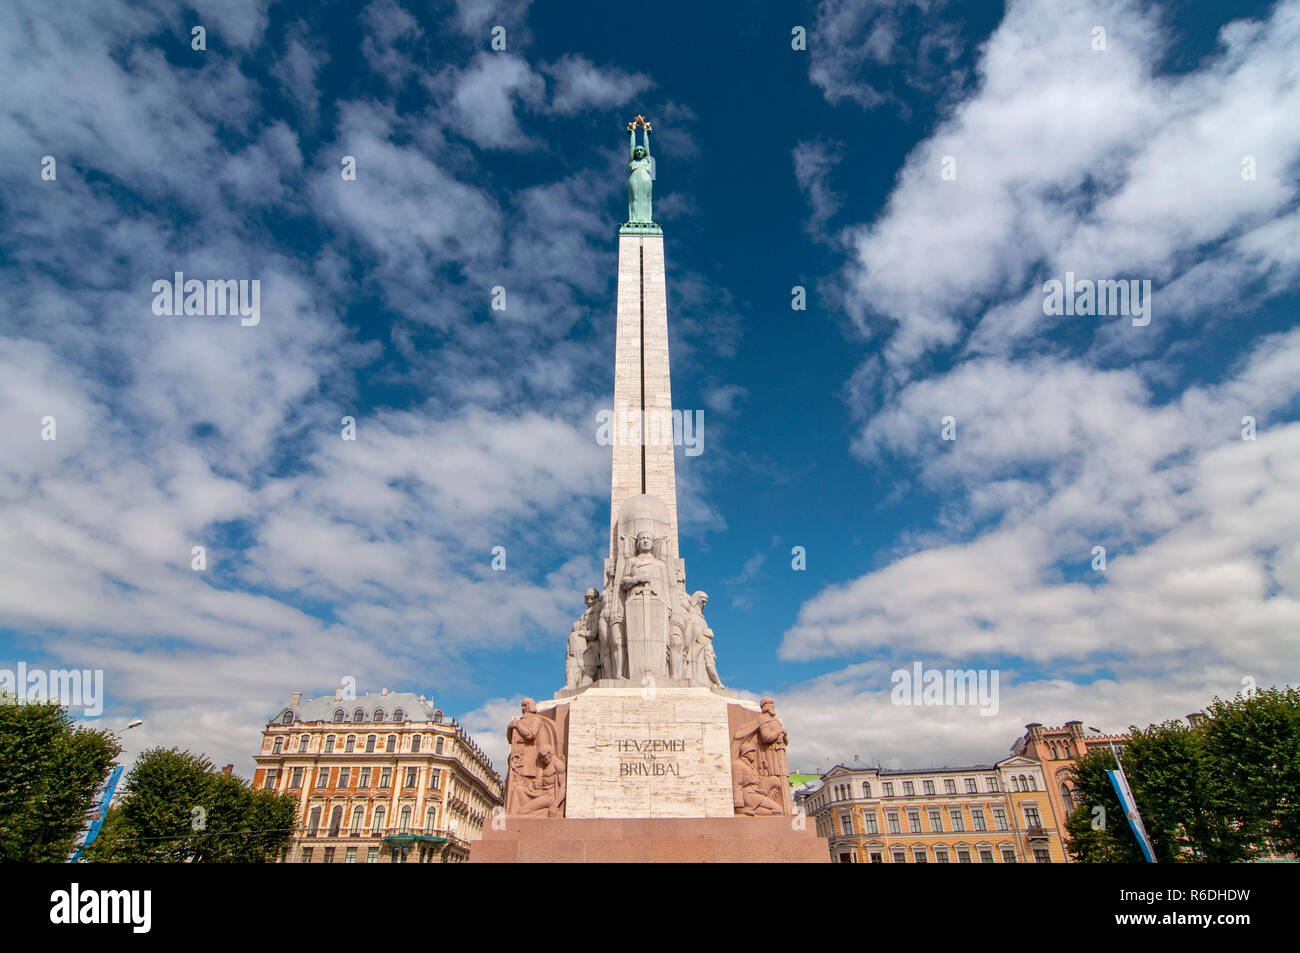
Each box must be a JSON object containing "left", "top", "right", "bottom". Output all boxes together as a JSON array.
[
  {"left": 597, "top": 562, "right": 623, "bottom": 679},
  {"left": 733, "top": 745, "right": 782, "bottom": 816},
  {"left": 621, "top": 530, "right": 672, "bottom": 678},
  {"left": 565, "top": 622, "right": 594, "bottom": 691},
  {"left": 506, "top": 698, "right": 566, "bottom": 816},
  {"left": 687, "top": 591, "right": 722, "bottom": 687},
  {"left": 729, "top": 697, "right": 792, "bottom": 816}
]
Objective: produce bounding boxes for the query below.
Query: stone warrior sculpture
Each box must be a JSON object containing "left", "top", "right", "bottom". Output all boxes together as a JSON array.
[
  {"left": 506, "top": 698, "right": 566, "bottom": 816},
  {"left": 620, "top": 530, "right": 673, "bottom": 678},
  {"left": 730, "top": 697, "right": 791, "bottom": 816},
  {"left": 626, "top": 115, "right": 653, "bottom": 224}
]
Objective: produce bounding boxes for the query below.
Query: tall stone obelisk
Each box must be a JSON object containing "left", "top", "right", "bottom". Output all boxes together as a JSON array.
[
  {"left": 470, "top": 118, "right": 829, "bottom": 861},
  {"left": 610, "top": 115, "right": 678, "bottom": 560}
]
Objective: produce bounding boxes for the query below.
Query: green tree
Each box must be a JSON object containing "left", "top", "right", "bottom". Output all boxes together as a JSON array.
[
  {"left": 0, "top": 694, "right": 122, "bottom": 862},
  {"left": 1202, "top": 687, "right": 1300, "bottom": 856},
  {"left": 88, "top": 747, "right": 297, "bottom": 862}
]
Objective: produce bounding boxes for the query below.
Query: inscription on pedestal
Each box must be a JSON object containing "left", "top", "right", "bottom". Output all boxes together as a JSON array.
[{"left": 563, "top": 687, "right": 749, "bottom": 818}]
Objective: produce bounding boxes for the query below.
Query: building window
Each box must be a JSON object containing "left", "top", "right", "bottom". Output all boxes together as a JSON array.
[
  {"left": 323, "top": 847, "right": 335, "bottom": 863},
  {"left": 1061, "top": 783, "right": 1074, "bottom": 812},
  {"left": 435, "top": 737, "right": 444, "bottom": 755},
  {"left": 907, "top": 810, "right": 921, "bottom": 833},
  {"left": 366, "top": 735, "right": 376, "bottom": 753},
  {"left": 316, "top": 768, "right": 331, "bottom": 788},
  {"left": 302, "top": 847, "right": 313, "bottom": 863},
  {"left": 1033, "top": 847, "right": 1052, "bottom": 863},
  {"left": 428, "top": 769, "right": 442, "bottom": 790},
  {"left": 345, "top": 847, "right": 357, "bottom": 863},
  {"left": 272, "top": 738, "right": 283, "bottom": 755},
  {"left": 949, "top": 808, "right": 965, "bottom": 832},
  {"left": 372, "top": 805, "right": 386, "bottom": 835},
  {"left": 1011, "top": 776, "right": 1019, "bottom": 792},
  {"left": 934, "top": 847, "right": 949, "bottom": 863},
  {"left": 366, "top": 847, "right": 378, "bottom": 863},
  {"left": 290, "top": 767, "right": 304, "bottom": 788},
  {"left": 891, "top": 849, "right": 906, "bottom": 863},
  {"left": 944, "top": 778, "right": 956, "bottom": 794},
  {"left": 922, "top": 780, "right": 934, "bottom": 795},
  {"left": 298, "top": 735, "right": 309, "bottom": 753},
  {"left": 1001, "top": 848, "right": 1017, "bottom": 863},
  {"left": 325, "top": 735, "right": 335, "bottom": 753},
  {"left": 426, "top": 806, "right": 437, "bottom": 831},
  {"left": 373, "top": 709, "right": 385, "bottom": 722},
  {"left": 928, "top": 808, "right": 942, "bottom": 832},
  {"left": 404, "top": 767, "right": 418, "bottom": 788},
  {"left": 972, "top": 807, "right": 987, "bottom": 831},
  {"left": 902, "top": 781, "right": 914, "bottom": 796},
  {"left": 987, "top": 776, "right": 999, "bottom": 792},
  {"left": 264, "top": 770, "right": 278, "bottom": 790},
  {"left": 862, "top": 782, "right": 871, "bottom": 797},
  {"left": 393, "top": 708, "right": 404, "bottom": 722},
  {"left": 379, "top": 768, "right": 392, "bottom": 789},
  {"left": 882, "top": 782, "right": 894, "bottom": 797},
  {"left": 398, "top": 805, "right": 413, "bottom": 832},
  {"left": 912, "top": 847, "right": 927, "bottom": 863},
  {"left": 386, "top": 735, "right": 397, "bottom": 753},
  {"left": 281, "top": 711, "right": 294, "bottom": 726},
  {"left": 328, "top": 806, "right": 343, "bottom": 837},
  {"left": 307, "top": 807, "right": 321, "bottom": 837},
  {"left": 351, "top": 806, "right": 364, "bottom": 834},
  {"left": 957, "top": 848, "right": 972, "bottom": 863},
  {"left": 1024, "top": 806, "right": 1042, "bottom": 828},
  {"left": 412, "top": 735, "right": 422, "bottom": 753},
  {"left": 869, "top": 851, "right": 883, "bottom": 863},
  {"left": 359, "top": 767, "right": 371, "bottom": 788},
  {"left": 353, "top": 708, "right": 364, "bottom": 722},
  {"left": 965, "top": 778, "right": 977, "bottom": 793},
  {"left": 333, "top": 709, "right": 344, "bottom": 723},
  {"left": 993, "top": 807, "right": 1008, "bottom": 830},
  {"left": 839, "top": 812, "right": 854, "bottom": 836},
  {"left": 338, "top": 768, "right": 350, "bottom": 789},
  {"left": 863, "top": 813, "right": 878, "bottom": 835},
  {"left": 886, "top": 811, "right": 900, "bottom": 834},
  {"left": 345, "top": 735, "right": 355, "bottom": 753}
]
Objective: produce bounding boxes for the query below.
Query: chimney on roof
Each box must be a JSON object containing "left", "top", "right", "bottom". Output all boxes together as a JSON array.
[
  {"left": 382, "top": 687, "right": 389, "bottom": 696},
  {"left": 221, "top": 764, "right": 233, "bottom": 777},
  {"left": 290, "top": 692, "right": 302, "bottom": 708},
  {"left": 334, "top": 687, "right": 343, "bottom": 700}
]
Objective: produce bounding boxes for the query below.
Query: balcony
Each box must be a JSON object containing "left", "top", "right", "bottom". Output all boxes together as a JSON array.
[{"left": 1025, "top": 823, "right": 1048, "bottom": 840}]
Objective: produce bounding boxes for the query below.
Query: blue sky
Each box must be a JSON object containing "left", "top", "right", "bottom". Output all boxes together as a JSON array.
[{"left": 2, "top": 0, "right": 1298, "bottom": 776}]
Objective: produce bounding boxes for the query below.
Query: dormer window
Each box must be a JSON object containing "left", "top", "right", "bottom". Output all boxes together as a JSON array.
[
  {"left": 373, "top": 709, "right": 385, "bottom": 722},
  {"left": 353, "top": 708, "right": 364, "bottom": 722},
  {"left": 333, "top": 709, "right": 345, "bottom": 723},
  {"left": 393, "top": 708, "right": 404, "bottom": 722},
  {"left": 281, "top": 712, "right": 293, "bottom": 725}
]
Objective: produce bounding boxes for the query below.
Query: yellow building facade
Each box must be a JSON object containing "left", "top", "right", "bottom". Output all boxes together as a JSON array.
[
  {"left": 799, "top": 756, "right": 1067, "bottom": 863},
  {"left": 252, "top": 688, "right": 502, "bottom": 863}
]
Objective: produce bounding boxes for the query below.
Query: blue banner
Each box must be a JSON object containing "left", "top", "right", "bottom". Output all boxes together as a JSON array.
[
  {"left": 70, "top": 764, "right": 124, "bottom": 863},
  {"left": 1107, "top": 767, "right": 1157, "bottom": 863}
]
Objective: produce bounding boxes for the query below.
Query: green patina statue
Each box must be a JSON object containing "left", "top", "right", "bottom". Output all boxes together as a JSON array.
[{"left": 621, "top": 115, "right": 661, "bottom": 235}]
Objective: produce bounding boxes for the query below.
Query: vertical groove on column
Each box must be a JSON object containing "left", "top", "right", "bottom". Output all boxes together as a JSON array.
[{"left": 639, "top": 240, "right": 646, "bottom": 494}]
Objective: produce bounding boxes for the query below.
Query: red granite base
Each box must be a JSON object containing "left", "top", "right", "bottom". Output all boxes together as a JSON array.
[{"left": 468, "top": 816, "right": 830, "bottom": 863}]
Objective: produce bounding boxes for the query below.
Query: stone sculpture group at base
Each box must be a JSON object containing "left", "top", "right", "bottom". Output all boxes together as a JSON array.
[{"left": 564, "top": 494, "right": 722, "bottom": 691}]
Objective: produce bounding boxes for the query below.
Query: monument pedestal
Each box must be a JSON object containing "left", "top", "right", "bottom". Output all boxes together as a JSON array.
[
  {"left": 471, "top": 687, "right": 830, "bottom": 863},
  {"left": 470, "top": 816, "right": 828, "bottom": 863}
]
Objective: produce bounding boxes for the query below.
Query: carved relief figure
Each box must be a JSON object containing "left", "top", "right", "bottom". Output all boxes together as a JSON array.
[
  {"left": 565, "top": 622, "right": 594, "bottom": 691},
  {"left": 730, "top": 697, "right": 792, "bottom": 816},
  {"left": 733, "top": 745, "right": 782, "bottom": 816},
  {"left": 597, "top": 563, "right": 623, "bottom": 680},
  {"left": 506, "top": 698, "right": 566, "bottom": 816},
  {"left": 620, "top": 530, "right": 672, "bottom": 678},
  {"left": 687, "top": 591, "right": 722, "bottom": 687}
]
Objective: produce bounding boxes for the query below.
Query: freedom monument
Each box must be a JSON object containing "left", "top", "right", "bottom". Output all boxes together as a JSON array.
[{"left": 471, "top": 118, "right": 827, "bottom": 862}]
